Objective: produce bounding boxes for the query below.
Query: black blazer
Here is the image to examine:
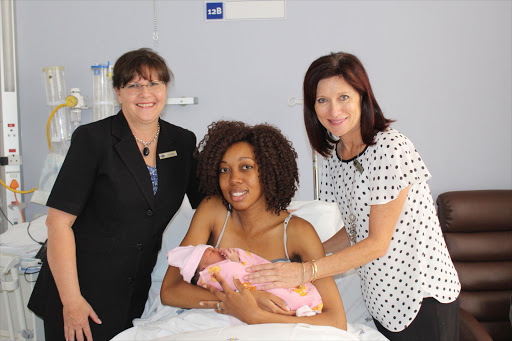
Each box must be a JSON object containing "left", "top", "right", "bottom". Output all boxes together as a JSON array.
[{"left": 28, "top": 111, "right": 203, "bottom": 340}]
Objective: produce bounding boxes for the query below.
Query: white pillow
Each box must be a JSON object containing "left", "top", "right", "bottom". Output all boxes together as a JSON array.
[
  {"left": 288, "top": 200, "right": 344, "bottom": 243},
  {"left": 142, "top": 197, "right": 195, "bottom": 317}
]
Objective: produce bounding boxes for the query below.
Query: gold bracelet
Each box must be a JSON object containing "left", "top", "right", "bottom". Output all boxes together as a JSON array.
[
  {"left": 301, "top": 262, "right": 306, "bottom": 285},
  {"left": 311, "top": 260, "right": 318, "bottom": 283},
  {"left": 309, "top": 261, "right": 315, "bottom": 283}
]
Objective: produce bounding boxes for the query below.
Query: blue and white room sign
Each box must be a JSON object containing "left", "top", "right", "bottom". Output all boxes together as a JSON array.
[
  {"left": 206, "top": 2, "right": 224, "bottom": 20},
  {"left": 205, "top": 1, "right": 285, "bottom": 22}
]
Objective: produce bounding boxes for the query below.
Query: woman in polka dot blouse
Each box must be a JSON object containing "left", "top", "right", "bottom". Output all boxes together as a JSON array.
[{"left": 246, "top": 52, "right": 461, "bottom": 340}]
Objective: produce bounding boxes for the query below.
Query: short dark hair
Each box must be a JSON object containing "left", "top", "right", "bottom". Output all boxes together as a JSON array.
[
  {"left": 113, "top": 48, "right": 173, "bottom": 88},
  {"left": 196, "top": 121, "right": 299, "bottom": 215},
  {"left": 191, "top": 267, "right": 200, "bottom": 285},
  {"left": 303, "top": 52, "right": 393, "bottom": 157}
]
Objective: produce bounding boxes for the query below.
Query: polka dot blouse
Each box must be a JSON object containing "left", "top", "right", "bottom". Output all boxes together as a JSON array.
[{"left": 319, "top": 128, "right": 461, "bottom": 332}]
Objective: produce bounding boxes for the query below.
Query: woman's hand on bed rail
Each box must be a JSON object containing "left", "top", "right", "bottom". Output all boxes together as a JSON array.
[{"left": 245, "top": 262, "right": 302, "bottom": 290}]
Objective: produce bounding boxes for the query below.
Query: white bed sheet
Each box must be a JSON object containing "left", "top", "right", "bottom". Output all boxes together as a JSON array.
[
  {"left": 113, "top": 199, "right": 386, "bottom": 340},
  {"left": 112, "top": 306, "right": 386, "bottom": 341},
  {"left": 0, "top": 215, "right": 47, "bottom": 259}
]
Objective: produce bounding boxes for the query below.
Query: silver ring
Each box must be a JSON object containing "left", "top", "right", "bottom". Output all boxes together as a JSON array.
[{"left": 217, "top": 301, "right": 222, "bottom": 311}]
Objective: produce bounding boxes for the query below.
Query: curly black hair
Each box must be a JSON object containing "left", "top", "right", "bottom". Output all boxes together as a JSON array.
[{"left": 196, "top": 121, "right": 299, "bottom": 215}]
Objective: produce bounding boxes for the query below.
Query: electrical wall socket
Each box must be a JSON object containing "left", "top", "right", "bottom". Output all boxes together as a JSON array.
[{"left": 8, "top": 154, "right": 22, "bottom": 165}]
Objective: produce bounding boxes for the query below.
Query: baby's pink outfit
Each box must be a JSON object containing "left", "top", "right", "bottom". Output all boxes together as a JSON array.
[{"left": 198, "top": 248, "right": 323, "bottom": 316}]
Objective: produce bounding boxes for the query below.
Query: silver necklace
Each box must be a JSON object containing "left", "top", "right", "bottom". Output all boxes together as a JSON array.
[
  {"left": 341, "top": 142, "right": 363, "bottom": 244},
  {"left": 133, "top": 123, "right": 160, "bottom": 157}
]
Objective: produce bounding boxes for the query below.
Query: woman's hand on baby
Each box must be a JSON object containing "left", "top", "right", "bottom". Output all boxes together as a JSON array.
[
  {"left": 219, "top": 248, "right": 240, "bottom": 262},
  {"left": 250, "top": 290, "right": 295, "bottom": 316},
  {"left": 245, "top": 262, "right": 302, "bottom": 290},
  {"left": 201, "top": 273, "right": 263, "bottom": 323}
]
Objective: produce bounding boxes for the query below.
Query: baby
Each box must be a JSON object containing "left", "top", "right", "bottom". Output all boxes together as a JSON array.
[{"left": 167, "top": 244, "right": 323, "bottom": 316}]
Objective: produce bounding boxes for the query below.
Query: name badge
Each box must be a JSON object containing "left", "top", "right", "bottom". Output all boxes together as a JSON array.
[{"left": 159, "top": 151, "right": 177, "bottom": 159}]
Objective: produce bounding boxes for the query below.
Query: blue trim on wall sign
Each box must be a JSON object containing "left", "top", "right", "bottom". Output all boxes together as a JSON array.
[{"left": 206, "top": 2, "right": 224, "bottom": 20}]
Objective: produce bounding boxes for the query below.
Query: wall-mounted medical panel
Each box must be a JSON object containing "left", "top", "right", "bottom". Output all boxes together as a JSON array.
[{"left": 0, "top": 0, "right": 23, "bottom": 233}]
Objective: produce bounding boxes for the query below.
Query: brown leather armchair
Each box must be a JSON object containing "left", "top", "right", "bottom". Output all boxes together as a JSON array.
[{"left": 437, "top": 190, "right": 512, "bottom": 341}]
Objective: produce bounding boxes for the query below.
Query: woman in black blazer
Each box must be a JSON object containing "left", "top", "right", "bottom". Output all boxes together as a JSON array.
[{"left": 28, "top": 48, "right": 203, "bottom": 341}]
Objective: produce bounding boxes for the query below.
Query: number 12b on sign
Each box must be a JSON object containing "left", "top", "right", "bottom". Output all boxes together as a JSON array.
[{"left": 206, "top": 2, "right": 224, "bottom": 20}]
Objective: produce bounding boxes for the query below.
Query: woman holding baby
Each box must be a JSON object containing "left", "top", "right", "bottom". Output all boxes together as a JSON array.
[{"left": 160, "top": 120, "right": 347, "bottom": 329}]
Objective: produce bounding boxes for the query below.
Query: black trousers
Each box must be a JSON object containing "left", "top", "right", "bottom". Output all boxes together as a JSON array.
[{"left": 374, "top": 297, "right": 459, "bottom": 341}]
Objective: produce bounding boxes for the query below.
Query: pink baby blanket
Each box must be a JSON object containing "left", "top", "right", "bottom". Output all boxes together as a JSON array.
[{"left": 199, "top": 248, "right": 322, "bottom": 315}]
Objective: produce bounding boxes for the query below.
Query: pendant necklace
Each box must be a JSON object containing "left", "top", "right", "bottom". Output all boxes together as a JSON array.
[
  {"left": 133, "top": 123, "right": 160, "bottom": 157},
  {"left": 341, "top": 141, "right": 363, "bottom": 244}
]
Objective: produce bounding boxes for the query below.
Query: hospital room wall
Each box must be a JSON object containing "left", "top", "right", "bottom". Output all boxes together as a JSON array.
[{"left": 13, "top": 1, "right": 512, "bottom": 221}]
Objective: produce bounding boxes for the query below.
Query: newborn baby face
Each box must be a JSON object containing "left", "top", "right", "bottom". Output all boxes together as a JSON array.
[{"left": 199, "top": 248, "right": 225, "bottom": 271}]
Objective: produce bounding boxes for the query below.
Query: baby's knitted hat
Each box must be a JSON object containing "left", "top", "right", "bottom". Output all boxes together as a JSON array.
[{"left": 167, "top": 244, "right": 212, "bottom": 283}]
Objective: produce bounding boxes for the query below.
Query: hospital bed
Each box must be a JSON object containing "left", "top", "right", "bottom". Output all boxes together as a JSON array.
[
  {"left": 0, "top": 200, "right": 386, "bottom": 340},
  {"left": 112, "top": 199, "right": 387, "bottom": 340}
]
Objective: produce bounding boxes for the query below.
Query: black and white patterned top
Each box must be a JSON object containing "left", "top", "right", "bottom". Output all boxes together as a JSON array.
[{"left": 319, "top": 128, "right": 460, "bottom": 331}]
